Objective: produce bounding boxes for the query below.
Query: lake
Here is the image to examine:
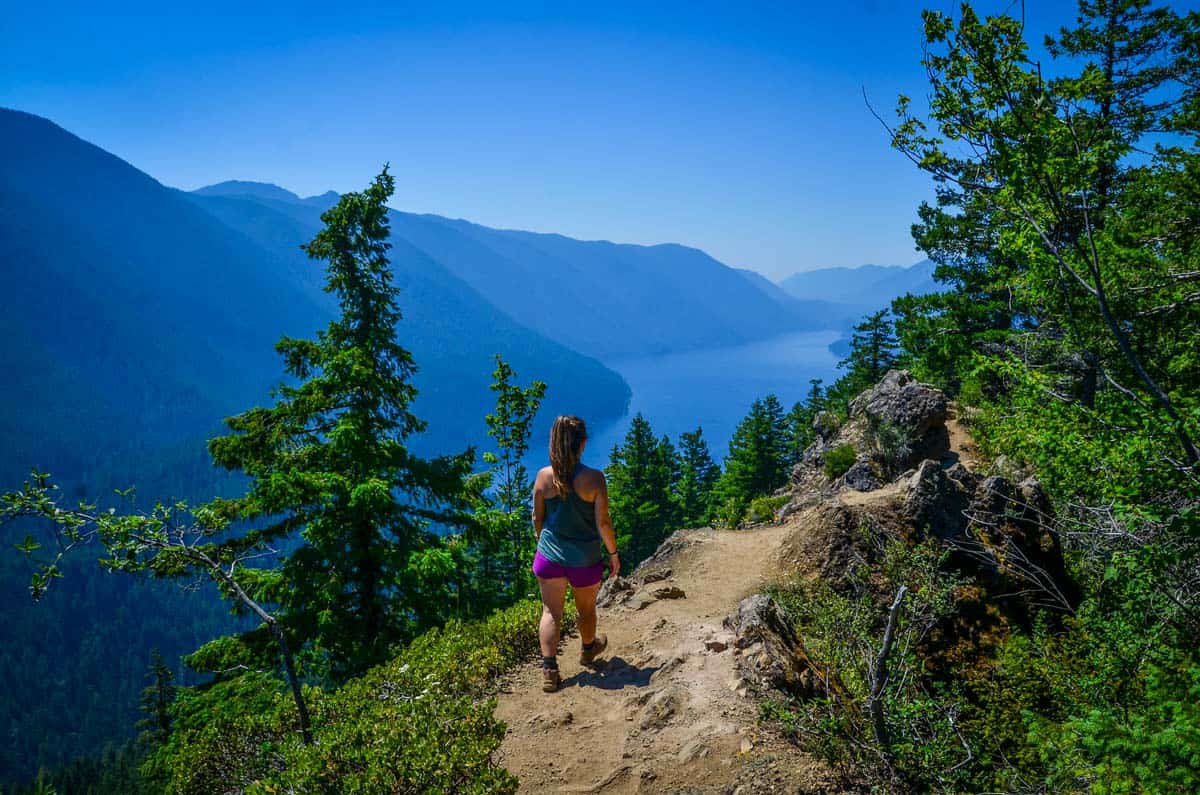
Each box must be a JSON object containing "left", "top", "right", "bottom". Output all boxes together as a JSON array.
[{"left": 533, "top": 329, "right": 845, "bottom": 468}]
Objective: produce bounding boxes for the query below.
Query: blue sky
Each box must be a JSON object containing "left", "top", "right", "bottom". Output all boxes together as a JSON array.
[{"left": 2, "top": 1, "right": 1091, "bottom": 279}]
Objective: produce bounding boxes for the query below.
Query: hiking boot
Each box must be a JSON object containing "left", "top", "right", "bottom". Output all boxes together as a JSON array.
[
  {"left": 542, "top": 667, "right": 561, "bottom": 693},
  {"left": 580, "top": 634, "right": 608, "bottom": 666}
]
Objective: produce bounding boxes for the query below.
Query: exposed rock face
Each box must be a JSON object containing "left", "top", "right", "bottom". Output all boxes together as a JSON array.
[
  {"left": 776, "top": 502, "right": 874, "bottom": 591},
  {"left": 597, "top": 530, "right": 698, "bottom": 609},
  {"left": 596, "top": 576, "right": 636, "bottom": 608},
  {"left": 723, "top": 595, "right": 825, "bottom": 700},
  {"left": 811, "top": 411, "right": 841, "bottom": 445},
  {"left": 899, "top": 459, "right": 1078, "bottom": 609},
  {"left": 902, "top": 459, "right": 974, "bottom": 540},
  {"left": 840, "top": 456, "right": 884, "bottom": 492},
  {"left": 784, "top": 370, "right": 952, "bottom": 512},
  {"left": 847, "top": 369, "right": 950, "bottom": 467},
  {"left": 849, "top": 370, "right": 948, "bottom": 437}
]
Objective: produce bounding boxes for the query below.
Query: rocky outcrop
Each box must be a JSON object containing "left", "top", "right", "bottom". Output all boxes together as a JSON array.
[
  {"left": 783, "top": 370, "right": 952, "bottom": 511},
  {"left": 724, "top": 595, "right": 827, "bottom": 700},
  {"left": 841, "top": 456, "right": 885, "bottom": 492},
  {"left": 899, "top": 459, "right": 1078, "bottom": 610},
  {"left": 777, "top": 368, "right": 1077, "bottom": 615},
  {"left": 847, "top": 369, "right": 949, "bottom": 465},
  {"left": 776, "top": 502, "right": 876, "bottom": 591},
  {"left": 901, "top": 459, "right": 975, "bottom": 540}
]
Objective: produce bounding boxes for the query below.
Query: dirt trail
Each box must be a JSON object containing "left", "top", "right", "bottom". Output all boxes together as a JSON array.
[
  {"left": 495, "top": 402, "right": 979, "bottom": 793},
  {"left": 945, "top": 403, "right": 980, "bottom": 470},
  {"left": 494, "top": 520, "right": 839, "bottom": 794}
]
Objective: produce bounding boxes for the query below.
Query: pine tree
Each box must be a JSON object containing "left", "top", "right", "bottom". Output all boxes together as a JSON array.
[
  {"left": 718, "top": 395, "right": 790, "bottom": 505},
  {"left": 674, "top": 427, "right": 720, "bottom": 527},
  {"left": 836, "top": 309, "right": 898, "bottom": 396},
  {"left": 606, "top": 414, "right": 678, "bottom": 566},
  {"left": 206, "top": 167, "right": 473, "bottom": 677},
  {"left": 465, "top": 355, "right": 547, "bottom": 608},
  {"left": 784, "top": 379, "right": 826, "bottom": 469},
  {"left": 136, "top": 649, "right": 175, "bottom": 749}
]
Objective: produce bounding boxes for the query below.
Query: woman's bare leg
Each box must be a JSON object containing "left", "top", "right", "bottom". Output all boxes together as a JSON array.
[
  {"left": 573, "top": 581, "right": 601, "bottom": 646},
  {"left": 538, "top": 576, "right": 569, "bottom": 658}
]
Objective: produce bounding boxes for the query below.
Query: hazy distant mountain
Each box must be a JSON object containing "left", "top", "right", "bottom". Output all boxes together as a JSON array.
[
  {"left": 388, "top": 214, "right": 844, "bottom": 359},
  {"left": 0, "top": 108, "right": 629, "bottom": 497},
  {"left": 778, "top": 259, "right": 942, "bottom": 313},
  {"left": 778, "top": 260, "right": 945, "bottom": 359},
  {"left": 734, "top": 267, "right": 862, "bottom": 329},
  {"left": 193, "top": 182, "right": 851, "bottom": 359},
  {"left": 186, "top": 189, "right": 633, "bottom": 452}
]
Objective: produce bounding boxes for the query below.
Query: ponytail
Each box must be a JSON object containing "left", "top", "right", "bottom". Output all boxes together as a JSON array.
[{"left": 549, "top": 415, "right": 588, "bottom": 497}]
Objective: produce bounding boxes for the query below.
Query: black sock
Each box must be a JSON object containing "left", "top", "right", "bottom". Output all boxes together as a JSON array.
[
  {"left": 542, "top": 656, "right": 558, "bottom": 670},
  {"left": 583, "top": 639, "right": 597, "bottom": 651}
]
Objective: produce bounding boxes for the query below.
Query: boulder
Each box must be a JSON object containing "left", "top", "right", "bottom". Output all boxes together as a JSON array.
[
  {"left": 901, "top": 459, "right": 974, "bottom": 540},
  {"left": 597, "top": 530, "right": 698, "bottom": 608},
  {"left": 965, "top": 475, "right": 1078, "bottom": 608},
  {"left": 596, "top": 576, "right": 635, "bottom": 608},
  {"left": 723, "top": 595, "right": 825, "bottom": 700},
  {"left": 840, "top": 455, "right": 884, "bottom": 492},
  {"left": 786, "top": 370, "right": 952, "bottom": 501},
  {"left": 900, "top": 460, "right": 1078, "bottom": 610},
  {"left": 848, "top": 369, "right": 950, "bottom": 467},
  {"left": 849, "top": 370, "right": 947, "bottom": 429}
]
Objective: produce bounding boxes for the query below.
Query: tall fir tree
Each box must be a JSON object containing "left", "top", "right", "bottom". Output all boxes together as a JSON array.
[
  {"left": 136, "top": 649, "right": 175, "bottom": 750},
  {"left": 206, "top": 167, "right": 473, "bottom": 678},
  {"left": 465, "top": 355, "right": 547, "bottom": 609},
  {"left": 606, "top": 414, "right": 679, "bottom": 566},
  {"left": 718, "top": 395, "right": 790, "bottom": 504},
  {"left": 784, "top": 378, "right": 826, "bottom": 469},
  {"left": 673, "top": 427, "right": 720, "bottom": 527},
  {"left": 835, "top": 309, "right": 899, "bottom": 402}
]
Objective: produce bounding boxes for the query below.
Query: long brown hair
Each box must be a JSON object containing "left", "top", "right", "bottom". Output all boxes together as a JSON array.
[{"left": 549, "top": 415, "right": 588, "bottom": 497}]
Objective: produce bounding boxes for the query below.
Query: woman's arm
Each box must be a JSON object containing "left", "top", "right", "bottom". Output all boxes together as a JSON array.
[
  {"left": 593, "top": 472, "right": 620, "bottom": 578},
  {"left": 531, "top": 469, "right": 546, "bottom": 541}
]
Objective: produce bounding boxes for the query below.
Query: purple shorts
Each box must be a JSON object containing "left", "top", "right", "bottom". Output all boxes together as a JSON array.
[{"left": 532, "top": 550, "right": 604, "bottom": 588}]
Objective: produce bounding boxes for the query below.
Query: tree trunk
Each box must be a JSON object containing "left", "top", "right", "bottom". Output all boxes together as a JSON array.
[
  {"left": 867, "top": 585, "right": 908, "bottom": 754},
  {"left": 267, "top": 619, "right": 314, "bottom": 745}
]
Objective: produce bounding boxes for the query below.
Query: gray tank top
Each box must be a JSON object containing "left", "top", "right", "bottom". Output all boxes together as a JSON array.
[{"left": 537, "top": 463, "right": 603, "bottom": 567}]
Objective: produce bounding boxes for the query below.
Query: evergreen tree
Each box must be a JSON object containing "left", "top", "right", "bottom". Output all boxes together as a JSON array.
[
  {"left": 206, "top": 167, "right": 473, "bottom": 677},
  {"left": 890, "top": 0, "right": 1199, "bottom": 464},
  {"left": 833, "top": 309, "right": 898, "bottom": 405},
  {"left": 465, "top": 355, "right": 547, "bottom": 609},
  {"left": 606, "top": 414, "right": 679, "bottom": 566},
  {"left": 784, "top": 378, "right": 826, "bottom": 469},
  {"left": 673, "top": 427, "right": 720, "bottom": 527},
  {"left": 135, "top": 649, "right": 175, "bottom": 749},
  {"left": 718, "top": 395, "right": 790, "bottom": 505}
]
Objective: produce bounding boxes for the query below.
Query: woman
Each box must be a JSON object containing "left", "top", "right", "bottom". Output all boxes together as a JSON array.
[{"left": 531, "top": 415, "right": 620, "bottom": 692}]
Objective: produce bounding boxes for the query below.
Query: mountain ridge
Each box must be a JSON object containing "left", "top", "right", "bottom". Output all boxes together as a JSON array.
[{"left": 191, "top": 179, "right": 851, "bottom": 360}]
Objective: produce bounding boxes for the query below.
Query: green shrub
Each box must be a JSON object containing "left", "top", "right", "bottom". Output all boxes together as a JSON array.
[
  {"left": 761, "top": 538, "right": 969, "bottom": 790},
  {"left": 863, "top": 414, "right": 911, "bottom": 472},
  {"left": 717, "top": 495, "right": 748, "bottom": 529},
  {"left": 147, "top": 598, "right": 574, "bottom": 794},
  {"left": 823, "top": 443, "right": 857, "bottom": 480},
  {"left": 748, "top": 494, "right": 789, "bottom": 524}
]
